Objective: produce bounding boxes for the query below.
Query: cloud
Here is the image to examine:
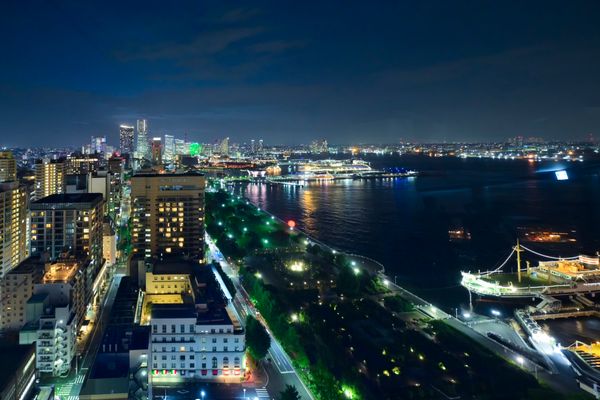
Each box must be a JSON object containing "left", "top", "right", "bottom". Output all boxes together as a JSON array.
[
  {"left": 248, "top": 40, "right": 305, "bottom": 54},
  {"left": 116, "top": 27, "right": 264, "bottom": 62}
]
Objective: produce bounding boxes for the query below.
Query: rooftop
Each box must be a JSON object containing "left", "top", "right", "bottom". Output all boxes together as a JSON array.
[
  {"left": 43, "top": 260, "right": 80, "bottom": 283},
  {"left": 6, "top": 256, "right": 45, "bottom": 275},
  {"left": 151, "top": 303, "right": 196, "bottom": 320},
  {"left": 32, "top": 192, "right": 103, "bottom": 207}
]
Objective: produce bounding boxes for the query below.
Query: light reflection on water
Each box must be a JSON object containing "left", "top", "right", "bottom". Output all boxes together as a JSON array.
[{"left": 235, "top": 156, "right": 600, "bottom": 317}]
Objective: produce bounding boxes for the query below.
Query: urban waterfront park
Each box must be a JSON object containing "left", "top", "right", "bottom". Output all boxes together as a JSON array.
[{"left": 205, "top": 185, "right": 583, "bottom": 400}]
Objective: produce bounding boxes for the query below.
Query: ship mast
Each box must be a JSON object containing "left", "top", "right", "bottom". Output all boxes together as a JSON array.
[{"left": 515, "top": 239, "right": 523, "bottom": 283}]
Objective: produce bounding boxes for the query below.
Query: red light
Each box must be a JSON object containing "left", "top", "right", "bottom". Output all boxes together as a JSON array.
[{"left": 287, "top": 220, "right": 296, "bottom": 228}]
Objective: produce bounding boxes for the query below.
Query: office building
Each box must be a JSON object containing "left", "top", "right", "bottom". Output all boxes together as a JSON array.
[
  {"left": 0, "top": 181, "right": 28, "bottom": 278},
  {"left": 34, "top": 159, "right": 65, "bottom": 200},
  {"left": 144, "top": 261, "right": 245, "bottom": 384},
  {"left": 163, "top": 134, "right": 175, "bottom": 163},
  {"left": 0, "top": 151, "right": 17, "bottom": 182},
  {"left": 119, "top": 125, "right": 135, "bottom": 155},
  {"left": 131, "top": 171, "right": 205, "bottom": 260},
  {"left": 30, "top": 193, "right": 104, "bottom": 302},
  {"left": 65, "top": 154, "right": 100, "bottom": 175},
  {"left": 219, "top": 137, "right": 229, "bottom": 155},
  {"left": 0, "top": 257, "right": 44, "bottom": 331},
  {"left": 151, "top": 137, "right": 162, "bottom": 165},
  {"left": 91, "top": 136, "right": 107, "bottom": 154},
  {"left": 136, "top": 119, "right": 149, "bottom": 160}
]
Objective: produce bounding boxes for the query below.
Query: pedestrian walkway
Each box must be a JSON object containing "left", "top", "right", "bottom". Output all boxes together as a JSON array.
[{"left": 256, "top": 387, "right": 270, "bottom": 398}]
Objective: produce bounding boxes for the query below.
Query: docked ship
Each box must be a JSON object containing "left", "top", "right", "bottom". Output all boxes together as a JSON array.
[
  {"left": 460, "top": 241, "right": 600, "bottom": 299},
  {"left": 290, "top": 159, "right": 417, "bottom": 181},
  {"left": 296, "top": 159, "right": 373, "bottom": 179}
]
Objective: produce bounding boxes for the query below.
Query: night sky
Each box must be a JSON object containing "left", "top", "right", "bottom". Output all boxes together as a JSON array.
[{"left": 1, "top": 1, "right": 600, "bottom": 146}]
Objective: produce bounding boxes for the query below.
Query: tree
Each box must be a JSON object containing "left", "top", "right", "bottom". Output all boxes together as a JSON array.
[
  {"left": 245, "top": 316, "right": 271, "bottom": 360},
  {"left": 278, "top": 385, "right": 301, "bottom": 400}
]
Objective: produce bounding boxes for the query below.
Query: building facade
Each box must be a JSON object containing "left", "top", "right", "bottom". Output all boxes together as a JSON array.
[
  {"left": 136, "top": 119, "right": 149, "bottom": 160},
  {"left": 149, "top": 304, "right": 245, "bottom": 381},
  {"left": 18, "top": 257, "right": 87, "bottom": 377},
  {"left": 151, "top": 137, "right": 162, "bottom": 165},
  {"left": 65, "top": 154, "right": 100, "bottom": 175},
  {"left": 0, "top": 257, "right": 44, "bottom": 331},
  {"left": 34, "top": 159, "right": 65, "bottom": 200},
  {"left": 119, "top": 125, "right": 135, "bottom": 155},
  {"left": 91, "top": 136, "right": 107, "bottom": 154},
  {"left": 163, "top": 135, "right": 175, "bottom": 163},
  {"left": 0, "top": 151, "right": 17, "bottom": 182},
  {"left": 30, "top": 193, "right": 104, "bottom": 302},
  {"left": 131, "top": 172, "right": 205, "bottom": 260},
  {"left": 0, "top": 181, "right": 28, "bottom": 278}
]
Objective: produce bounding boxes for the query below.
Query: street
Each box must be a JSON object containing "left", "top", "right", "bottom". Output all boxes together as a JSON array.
[
  {"left": 53, "top": 271, "right": 124, "bottom": 400},
  {"left": 206, "top": 234, "right": 314, "bottom": 400}
]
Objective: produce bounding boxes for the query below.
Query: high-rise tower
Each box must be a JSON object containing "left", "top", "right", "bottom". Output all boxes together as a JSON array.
[
  {"left": 131, "top": 171, "right": 205, "bottom": 261},
  {"left": 136, "top": 119, "right": 149, "bottom": 160},
  {"left": 0, "top": 151, "right": 17, "bottom": 182},
  {"left": 119, "top": 124, "right": 135, "bottom": 155}
]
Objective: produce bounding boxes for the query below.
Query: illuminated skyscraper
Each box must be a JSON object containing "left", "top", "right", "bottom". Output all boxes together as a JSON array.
[
  {"left": 0, "top": 181, "right": 28, "bottom": 278},
  {"left": 0, "top": 151, "right": 17, "bottom": 182},
  {"left": 250, "top": 139, "right": 255, "bottom": 153},
  {"left": 34, "top": 159, "right": 65, "bottom": 200},
  {"left": 174, "top": 138, "right": 186, "bottom": 155},
  {"left": 119, "top": 124, "right": 135, "bottom": 155},
  {"left": 131, "top": 171, "right": 205, "bottom": 260},
  {"left": 219, "top": 137, "right": 229, "bottom": 155},
  {"left": 163, "top": 134, "right": 175, "bottom": 163},
  {"left": 136, "top": 119, "right": 149, "bottom": 160},
  {"left": 151, "top": 137, "right": 162, "bottom": 165},
  {"left": 91, "top": 136, "right": 107, "bottom": 154}
]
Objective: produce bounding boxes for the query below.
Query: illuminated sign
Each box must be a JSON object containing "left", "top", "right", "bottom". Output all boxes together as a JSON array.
[{"left": 189, "top": 143, "right": 201, "bottom": 156}]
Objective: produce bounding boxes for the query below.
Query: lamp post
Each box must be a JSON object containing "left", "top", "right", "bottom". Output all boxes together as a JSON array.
[{"left": 243, "top": 388, "right": 246, "bottom": 399}]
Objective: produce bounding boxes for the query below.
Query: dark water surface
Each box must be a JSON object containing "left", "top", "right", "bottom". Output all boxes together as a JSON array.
[{"left": 235, "top": 155, "right": 600, "bottom": 313}]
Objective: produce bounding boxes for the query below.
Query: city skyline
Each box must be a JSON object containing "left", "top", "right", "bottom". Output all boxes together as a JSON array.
[{"left": 1, "top": 1, "right": 600, "bottom": 146}]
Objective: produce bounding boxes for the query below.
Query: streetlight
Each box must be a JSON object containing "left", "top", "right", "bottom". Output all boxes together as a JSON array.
[
  {"left": 516, "top": 356, "right": 524, "bottom": 366},
  {"left": 243, "top": 388, "right": 246, "bottom": 399}
]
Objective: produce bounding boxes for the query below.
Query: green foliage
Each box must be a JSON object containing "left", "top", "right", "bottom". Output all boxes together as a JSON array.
[
  {"left": 245, "top": 316, "right": 271, "bottom": 360},
  {"left": 383, "top": 295, "right": 414, "bottom": 313},
  {"left": 278, "top": 385, "right": 301, "bottom": 400}
]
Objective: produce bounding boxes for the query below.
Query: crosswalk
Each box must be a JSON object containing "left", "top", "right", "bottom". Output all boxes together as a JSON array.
[
  {"left": 66, "top": 396, "right": 79, "bottom": 400},
  {"left": 255, "top": 387, "right": 270, "bottom": 398},
  {"left": 74, "top": 374, "right": 85, "bottom": 384},
  {"left": 56, "top": 383, "right": 73, "bottom": 396}
]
